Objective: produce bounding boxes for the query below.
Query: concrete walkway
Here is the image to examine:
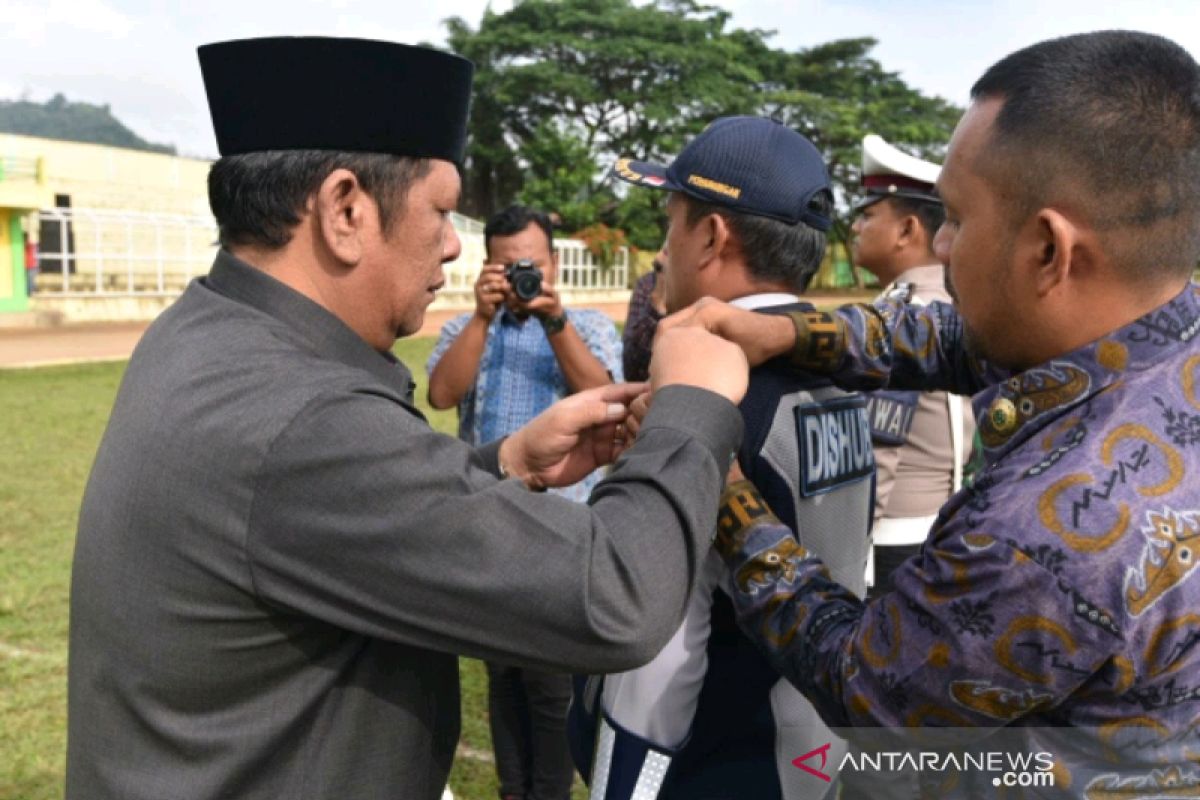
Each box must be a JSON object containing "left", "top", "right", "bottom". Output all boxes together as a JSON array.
[
  {"left": 0, "top": 322, "right": 151, "bottom": 369},
  {"left": 0, "top": 303, "right": 633, "bottom": 369},
  {"left": 0, "top": 294, "right": 870, "bottom": 369}
]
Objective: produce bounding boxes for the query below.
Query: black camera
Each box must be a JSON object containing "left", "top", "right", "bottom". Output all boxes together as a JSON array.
[{"left": 505, "top": 259, "right": 544, "bottom": 302}]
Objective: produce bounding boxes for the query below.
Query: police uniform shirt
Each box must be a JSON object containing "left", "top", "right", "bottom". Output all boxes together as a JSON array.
[
  {"left": 868, "top": 263, "right": 976, "bottom": 522},
  {"left": 65, "top": 250, "right": 743, "bottom": 800}
]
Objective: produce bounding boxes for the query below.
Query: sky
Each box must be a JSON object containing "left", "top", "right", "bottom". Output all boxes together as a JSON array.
[{"left": 1, "top": 0, "right": 1198, "bottom": 159}]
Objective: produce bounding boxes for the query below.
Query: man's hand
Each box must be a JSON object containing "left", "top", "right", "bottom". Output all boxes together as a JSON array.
[
  {"left": 625, "top": 391, "right": 652, "bottom": 439},
  {"left": 649, "top": 326, "right": 749, "bottom": 405},
  {"left": 658, "top": 297, "right": 796, "bottom": 368},
  {"left": 499, "top": 382, "right": 648, "bottom": 490},
  {"left": 726, "top": 457, "right": 745, "bottom": 485},
  {"left": 474, "top": 263, "right": 509, "bottom": 322},
  {"left": 524, "top": 282, "right": 565, "bottom": 321}
]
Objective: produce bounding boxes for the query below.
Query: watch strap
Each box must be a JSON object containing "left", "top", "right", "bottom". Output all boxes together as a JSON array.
[{"left": 540, "top": 313, "right": 568, "bottom": 336}]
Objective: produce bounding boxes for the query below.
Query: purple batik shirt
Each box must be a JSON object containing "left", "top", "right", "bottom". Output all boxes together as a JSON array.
[{"left": 715, "top": 283, "right": 1200, "bottom": 796}]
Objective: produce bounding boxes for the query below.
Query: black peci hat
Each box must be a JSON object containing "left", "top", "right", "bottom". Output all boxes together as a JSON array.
[{"left": 198, "top": 37, "right": 474, "bottom": 164}]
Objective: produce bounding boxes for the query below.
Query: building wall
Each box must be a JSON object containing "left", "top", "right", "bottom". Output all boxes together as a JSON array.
[
  {"left": 0, "top": 133, "right": 212, "bottom": 216},
  {"left": 2, "top": 134, "right": 629, "bottom": 322},
  {"left": 0, "top": 210, "right": 26, "bottom": 312}
]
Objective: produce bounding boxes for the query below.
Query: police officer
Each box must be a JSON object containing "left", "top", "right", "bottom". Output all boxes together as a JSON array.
[
  {"left": 850, "top": 134, "right": 975, "bottom": 595},
  {"left": 65, "top": 37, "right": 751, "bottom": 800}
]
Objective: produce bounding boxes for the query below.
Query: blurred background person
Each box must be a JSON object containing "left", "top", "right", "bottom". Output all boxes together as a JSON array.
[
  {"left": 850, "top": 134, "right": 975, "bottom": 597},
  {"left": 622, "top": 244, "right": 667, "bottom": 382},
  {"left": 427, "top": 204, "right": 622, "bottom": 800}
]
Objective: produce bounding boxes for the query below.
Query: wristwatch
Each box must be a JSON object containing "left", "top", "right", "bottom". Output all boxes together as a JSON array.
[{"left": 540, "top": 314, "right": 568, "bottom": 336}]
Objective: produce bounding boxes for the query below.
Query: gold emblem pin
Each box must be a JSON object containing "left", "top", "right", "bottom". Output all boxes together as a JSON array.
[{"left": 988, "top": 398, "right": 1018, "bottom": 435}]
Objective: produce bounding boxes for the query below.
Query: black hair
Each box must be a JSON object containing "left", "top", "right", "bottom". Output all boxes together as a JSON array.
[
  {"left": 970, "top": 30, "right": 1200, "bottom": 279},
  {"left": 684, "top": 191, "right": 833, "bottom": 293},
  {"left": 484, "top": 205, "right": 555, "bottom": 259},
  {"left": 208, "top": 151, "right": 431, "bottom": 249},
  {"left": 886, "top": 197, "right": 946, "bottom": 255}
]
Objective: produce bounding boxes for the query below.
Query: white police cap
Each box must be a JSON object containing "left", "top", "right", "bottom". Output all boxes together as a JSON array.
[{"left": 859, "top": 134, "right": 941, "bottom": 209}]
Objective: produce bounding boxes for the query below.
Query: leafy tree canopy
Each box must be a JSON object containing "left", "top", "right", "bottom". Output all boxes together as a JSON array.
[{"left": 447, "top": 0, "right": 960, "bottom": 267}]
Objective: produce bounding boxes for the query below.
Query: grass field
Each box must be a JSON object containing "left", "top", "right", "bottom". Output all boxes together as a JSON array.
[{"left": 0, "top": 336, "right": 584, "bottom": 800}]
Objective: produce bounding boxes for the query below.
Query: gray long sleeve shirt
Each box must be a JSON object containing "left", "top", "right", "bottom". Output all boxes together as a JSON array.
[{"left": 65, "top": 250, "right": 742, "bottom": 800}]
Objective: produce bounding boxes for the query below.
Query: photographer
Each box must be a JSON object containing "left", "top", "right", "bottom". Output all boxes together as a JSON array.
[{"left": 426, "top": 204, "right": 621, "bottom": 800}]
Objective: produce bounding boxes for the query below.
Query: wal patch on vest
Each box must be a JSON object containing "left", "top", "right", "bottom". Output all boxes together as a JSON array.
[
  {"left": 795, "top": 396, "right": 875, "bottom": 496},
  {"left": 865, "top": 390, "right": 919, "bottom": 446}
]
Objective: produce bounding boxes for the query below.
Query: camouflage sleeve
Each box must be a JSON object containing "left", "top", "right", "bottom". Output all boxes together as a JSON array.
[
  {"left": 714, "top": 481, "right": 1124, "bottom": 733},
  {"left": 785, "top": 300, "right": 1007, "bottom": 396}
]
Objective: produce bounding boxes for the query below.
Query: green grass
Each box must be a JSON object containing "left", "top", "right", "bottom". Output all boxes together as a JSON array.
[
  {"left": 0, "top": 337, "right": 584, "bottom": 800},
  {"left": 1, "top": 363, "right": 124, "bottom": 800}
]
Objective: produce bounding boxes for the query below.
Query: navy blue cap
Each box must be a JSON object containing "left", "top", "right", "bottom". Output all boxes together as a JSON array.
[{"left": 612, "top": 116, "right": 832, "bottom": 231}]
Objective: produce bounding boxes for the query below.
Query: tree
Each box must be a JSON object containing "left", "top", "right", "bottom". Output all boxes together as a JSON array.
[
  {"left": 511, "top": 120, "right": 602, "bottom": 231},
  {"left": 445, "top": 0, "right": 769, "bottom": 242},
  {"left": 447, "top": 4, "right": 962, "bottom": 278},
  {"left": 757, "top": 38, "right": 961, "bottom": 287}
]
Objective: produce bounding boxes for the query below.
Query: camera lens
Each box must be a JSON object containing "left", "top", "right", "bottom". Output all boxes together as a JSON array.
[
  {"left": 512, "top": 271, "right": 542, "bottom": 301},
  {"left": 506, "top": 260, "right": 543, "bottom": 302}
]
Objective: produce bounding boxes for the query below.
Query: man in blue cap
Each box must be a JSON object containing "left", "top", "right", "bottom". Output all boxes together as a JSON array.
[
  {"left": 65, "top": 37, "right": 753, "bottom": 800},
  {"left": 571, "top": 116, "right": 872, "bottom": 800}
]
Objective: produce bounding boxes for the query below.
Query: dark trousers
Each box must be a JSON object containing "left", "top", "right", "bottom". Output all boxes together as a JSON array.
[
  {"left": 866, "top": 543, "right": 922, "bottom": 600},
  {"left": 486, "top": 662, "right": 575, "bottom": 800}
]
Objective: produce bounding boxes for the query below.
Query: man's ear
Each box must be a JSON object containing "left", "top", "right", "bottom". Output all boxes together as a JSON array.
[
  {"left": 1022, "top": 208, "right": 1081, "bottom": 298},
  {"left": 896, "top": 214, "right": 919, "bottom": 251},
  {"left": 313, "top": 168, "right": 369, "bottom": 266},
  {"left": 698, "top": 212, "right": 731, "bottom": 272}
]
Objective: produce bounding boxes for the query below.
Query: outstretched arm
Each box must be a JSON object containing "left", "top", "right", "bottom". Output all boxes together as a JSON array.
[
  {"left": 711, "top": 481, "right": 1119, "bottom": 735},
  {"left": 659, "top": 296, "right": 1007, "bottom": 396}
]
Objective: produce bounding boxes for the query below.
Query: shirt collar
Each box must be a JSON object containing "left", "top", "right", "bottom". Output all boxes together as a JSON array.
[
  {"left": 892, "top": 263, "right": 945, "bottom": 290},
  {"left": 975, "top": 282, "right": 1200, "bottom": 459},
  {"left": 498, "top": 306, "right": 538, "bottom": 327},
  {"left": 202, "top": 249, "right": 418, "bottom": 402},
  {"left": 730, "top": 292, "right": 801, "bottom": 310}
]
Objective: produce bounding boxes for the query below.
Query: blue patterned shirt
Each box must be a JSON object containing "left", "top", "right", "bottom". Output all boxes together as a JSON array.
[{"left": 427, "top": 307, "right": 623, "bottom": 503}]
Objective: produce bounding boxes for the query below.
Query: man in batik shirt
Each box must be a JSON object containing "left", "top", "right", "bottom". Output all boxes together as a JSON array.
[{"left": 662, "top": 30, "right": 1200, "bottom": 797}]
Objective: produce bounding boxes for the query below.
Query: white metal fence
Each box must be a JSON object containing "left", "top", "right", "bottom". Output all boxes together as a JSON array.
[
  {"left": 34, "top": 208, "right": 628, "bottom": 301},
  {"left": 556, "top": 239, "right": 629, "bottom": 291},
  {"left": 37, "top": 208, "right": 218, "bottom": 296}
]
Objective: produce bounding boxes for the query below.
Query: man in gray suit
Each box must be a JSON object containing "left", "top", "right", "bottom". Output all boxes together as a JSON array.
[{"left": 65, "top": 37, "right": 749, "bottom": 800}]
